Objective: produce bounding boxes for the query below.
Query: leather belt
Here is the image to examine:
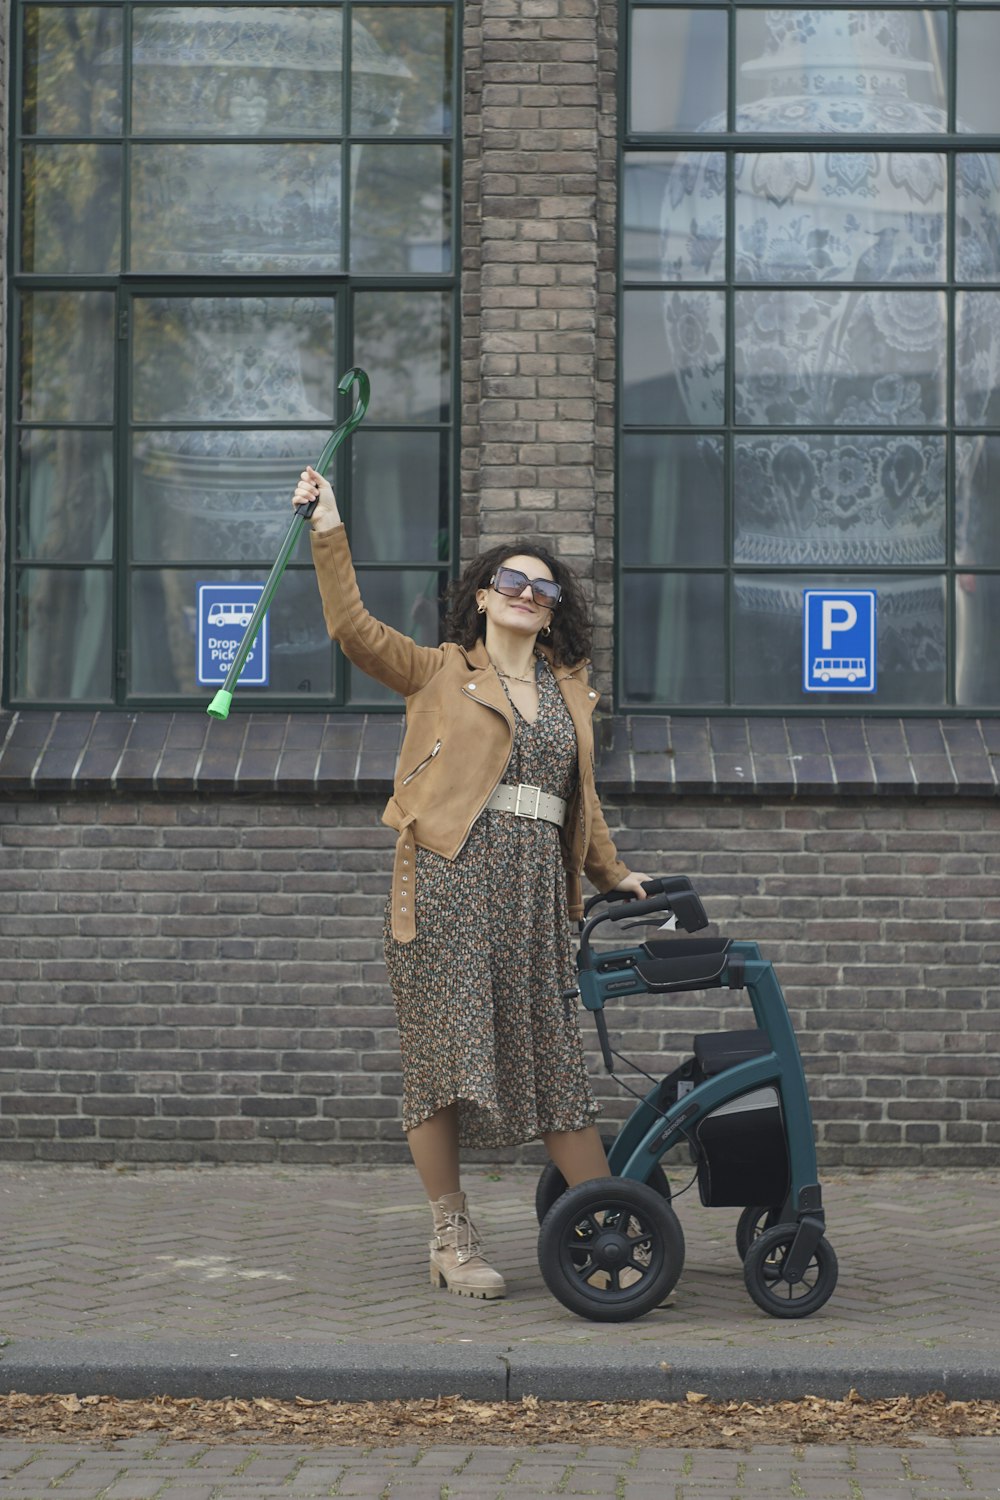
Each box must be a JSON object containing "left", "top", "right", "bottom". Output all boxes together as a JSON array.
[{"left": 485, "top": 782, "right": 568, "bottom": 827}]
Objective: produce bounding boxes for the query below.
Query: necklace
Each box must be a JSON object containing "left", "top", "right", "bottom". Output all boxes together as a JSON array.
[{"left": 488, "top": 651, "right": 539, "bottom": 686}]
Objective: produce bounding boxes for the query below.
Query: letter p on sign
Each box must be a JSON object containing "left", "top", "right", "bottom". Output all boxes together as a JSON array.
[{"left": 821, "top": 598, "right": 857, "bottom": 650}]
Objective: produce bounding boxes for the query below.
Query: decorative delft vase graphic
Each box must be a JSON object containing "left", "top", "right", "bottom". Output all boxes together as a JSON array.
[
  {"left": 125, "top": 7, "right": 411, "bottom": 273},
  {"left": 135, "top": 299, "right": 338, "bottom": 693},
  {"left": 660, "top": 9, "right": 1000, "bottom": 701},
  {"left": 125, "top": 9, "right": 412, "bottom": 692}
]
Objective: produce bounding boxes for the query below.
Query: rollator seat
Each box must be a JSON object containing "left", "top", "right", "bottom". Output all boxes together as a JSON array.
[{"left": 630, "top": 937, "right": 732, "bottom": 993}]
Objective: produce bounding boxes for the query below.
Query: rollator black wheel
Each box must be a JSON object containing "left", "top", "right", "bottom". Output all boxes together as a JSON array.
[
  {"left": 735, "top": 1204, "right": 782, "bottom": 1262},
  {"left": 743, "top": 1222, "right": 838, "bottom": 1319},
  {"left": 534, "top": 1134, "right": 671, "bottom": 1225},
  {"left": 538, "top": 1176, "right": 685, "bottom": 1323}
]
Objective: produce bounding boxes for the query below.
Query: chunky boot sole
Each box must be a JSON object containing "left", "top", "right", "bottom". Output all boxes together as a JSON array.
[{"left": 429, "top": 1258, "right": 506, "bottom": 1299}]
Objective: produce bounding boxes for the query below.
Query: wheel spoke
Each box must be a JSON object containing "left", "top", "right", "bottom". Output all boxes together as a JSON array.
[{"left": 779, "top": 1257, "right": 820, "bottom": 1299}]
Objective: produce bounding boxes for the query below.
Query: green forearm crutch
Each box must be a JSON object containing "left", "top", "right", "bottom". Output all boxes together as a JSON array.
[{"left": 206, "top": 366, "right": 370, "bottom": 721}]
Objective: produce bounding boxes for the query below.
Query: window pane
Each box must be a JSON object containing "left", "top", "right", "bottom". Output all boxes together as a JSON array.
[
  {"left": 350, "top": 430, "right": 449, "bottom": 563},
  {"left": 350, "top": 143, "right": 450, "bottom": 272},
  {"left": 629, "top": 10, "right": 727, "bottom": 134},
  {"left": 131, "top": 8, "right": 343, "bottom": 136},
  {"left": 348, "top": 569, "right": 444, "bottom": 703},
  {"left": 132, "top": 297, "right": 336, "bottom": 424},
  {"left": 19, "top": 292, "right": 115, "bottom": 423},
  {"left": 956, "top": 435, "right": 1000, "bottom": 566},
  {"left": 130, "top": 144, "right": 341, "bottom": 274},
  {"left": 957, "top": 575, "right": 1000, "bottom": 706},
  {"left": 956, "top": 155, "right": 1000, "bottom": 283},
  {"left": 22, "top": 6, "right": 122, "bottom": 135},
  {"left": 18, "top": 430, "right": 114, "bottom": 561},
  {"left": 736, "top": 11, "right": 948, "bottom": 132},
  {"left": 133, "top": 428, "right": 330, "bottom": 564},
  {"left": 621, "top": 572, "right": 726, "bottom": 705},
  {"left": 624, "top": 152, "right": 726, "bottom": 283},
  {"left": 14, "top": 568, "right": 112, "bottom": 701},
  {"left": 734, "top": 435, "right": 945, "bottom": 566},
  {"left": 353, "top": 291, "right": 451, "bottom": 423},
  {"left": 353, "top": 7, "right": 451, "bottom": 135},
  {"left": 735, "top": 152, "right": 946, "bottom": 283},
  {"left": 955, "top": 293, "right": 1000, "bottom": 426},
  {"left": 621, "top": 434, "right": 723, "bottom": 565},
  {"left": 733, "top": 573, "right": 946, "bottom": 706},
  {"left": 622, "top": 289, "right": 725, "bottom": 426},
  {"left": 130, "top": 567, "right": 333, "bottom": 698},
  {"left": 21, "top": 144, "right": 121, "bottom": 273},
  {"left": 734, "top": 291, "right": 946, "bottom": 426},
  {"left": 957, "top": 13, "right": 1000, "bottom": 132}
]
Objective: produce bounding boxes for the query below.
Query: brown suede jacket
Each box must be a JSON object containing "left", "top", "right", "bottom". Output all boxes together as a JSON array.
[{"left": 310, "top": 523, "right": 630, "bottom": 941}]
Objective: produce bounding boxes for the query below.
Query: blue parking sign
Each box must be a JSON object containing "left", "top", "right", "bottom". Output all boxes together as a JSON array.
[
  {"left": 803, "top": 590, "right": 876, "bottom": 694},
  {"left": 197, "top": 583, "right": 268, "bottom": 687}
]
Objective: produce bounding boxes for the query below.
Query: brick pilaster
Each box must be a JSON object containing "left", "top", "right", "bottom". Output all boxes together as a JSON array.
[{"left": 461, "top": 0, "right": 616, "bottom": 685}]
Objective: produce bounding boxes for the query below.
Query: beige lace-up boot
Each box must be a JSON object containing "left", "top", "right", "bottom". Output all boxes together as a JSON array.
[{"left": 428, "top": 1191, "right": 506, "bottom": 1299}]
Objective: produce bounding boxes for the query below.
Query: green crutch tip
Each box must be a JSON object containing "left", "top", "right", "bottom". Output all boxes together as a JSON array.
[{"left": 206, "top": 690, "right": 233, "bottom": 720}]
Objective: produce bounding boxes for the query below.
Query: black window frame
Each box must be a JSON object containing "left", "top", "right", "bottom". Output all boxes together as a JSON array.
[
  {"left": 6, "top": 0, "right": 461, "bottom": 713},
  {"left": 617, "top": 0, "right": 1000, "bottom": 715}
]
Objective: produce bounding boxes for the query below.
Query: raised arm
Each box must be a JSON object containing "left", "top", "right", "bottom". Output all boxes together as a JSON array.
[{"left": 293, "top": 467, "right": 444, "bottom": 699}]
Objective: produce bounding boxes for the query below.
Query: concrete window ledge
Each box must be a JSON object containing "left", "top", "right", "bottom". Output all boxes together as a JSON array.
[{"left": 0, "top": 710, "right": 997, "bottom": 798}]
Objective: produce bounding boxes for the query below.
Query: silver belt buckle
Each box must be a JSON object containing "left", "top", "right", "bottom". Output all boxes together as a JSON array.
[{"left": 514, "top": 783, "right": 541, "bottom": 819}]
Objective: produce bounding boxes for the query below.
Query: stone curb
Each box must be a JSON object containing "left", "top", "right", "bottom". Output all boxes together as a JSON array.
[{"left": 0, "top": 1338, "right": 996, "bottom": 1404}]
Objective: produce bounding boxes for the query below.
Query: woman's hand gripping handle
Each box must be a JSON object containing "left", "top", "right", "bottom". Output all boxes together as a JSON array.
[{"left": 292, "top": 467, "right": 341, "bottom": 534}]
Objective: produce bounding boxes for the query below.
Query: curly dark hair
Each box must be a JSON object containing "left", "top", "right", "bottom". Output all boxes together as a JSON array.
[{"left": 443, "top": 541, "right": 592, "bottom": 666}]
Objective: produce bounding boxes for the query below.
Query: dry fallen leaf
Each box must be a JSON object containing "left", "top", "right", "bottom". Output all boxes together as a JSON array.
[{"left": 0, "top": 1391, "right": 998, "bottom": 1450}]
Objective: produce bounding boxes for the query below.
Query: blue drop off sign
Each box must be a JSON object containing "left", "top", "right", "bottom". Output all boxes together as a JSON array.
[{"left": 197, "top": 583, "right": 269, "bottom": 687}]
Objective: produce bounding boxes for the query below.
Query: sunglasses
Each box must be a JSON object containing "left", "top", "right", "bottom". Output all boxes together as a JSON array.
[{"left": 489, "top": 566, "right": 562, "bottom": 610}]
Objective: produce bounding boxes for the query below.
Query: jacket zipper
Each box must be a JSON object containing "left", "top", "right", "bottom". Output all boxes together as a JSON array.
[
  {"left": 454, "top": 694, "right": 513, "bottom": 856},
  {"left": 401, "top": 740, "right": 442, "bottom": 784}
]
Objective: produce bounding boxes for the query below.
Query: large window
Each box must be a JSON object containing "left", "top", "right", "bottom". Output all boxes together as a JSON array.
[
  {"left": 9, "top": 2, "right": 457, "bottom": 708},
  {"left": 620, "top": 2, "right": 1000, "bottom": 710}
]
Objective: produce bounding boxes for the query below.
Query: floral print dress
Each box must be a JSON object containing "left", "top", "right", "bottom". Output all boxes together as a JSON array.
[{"left": 383, "top": 659, "right": 599, "bottom": 1149}]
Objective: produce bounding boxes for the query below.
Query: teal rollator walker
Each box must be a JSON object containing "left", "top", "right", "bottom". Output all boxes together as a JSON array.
[{"left": 535, "top": 877, "right": 839, "bottom": 1322}]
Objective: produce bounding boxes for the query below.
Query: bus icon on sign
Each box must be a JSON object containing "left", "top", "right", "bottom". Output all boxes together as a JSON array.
[
  {"left": 813, "top": 657, "right": 866, "bottom": 684},
  {"left": 207, "top": 600, "right": 256, "bottom": 629},
  {"left": 803, "top": 591, "right": 876, "bottom": 694}
]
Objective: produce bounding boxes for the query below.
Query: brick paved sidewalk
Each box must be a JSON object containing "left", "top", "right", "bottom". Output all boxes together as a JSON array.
[
  {"left": 2, "top": 1437, "right": 1000, "bottom": 1499},
  {"left": 1, "top": 1165, "right": 998, "bottom": 1400}
]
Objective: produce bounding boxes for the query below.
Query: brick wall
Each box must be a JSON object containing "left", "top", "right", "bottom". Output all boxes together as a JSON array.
[
  {"left": 2, "top": 4, "right": 998, "bottom": 1178},
  {"left": 462, "top": 0, "right": 617, "bottom": 684},
  {"left": 1, "top": 790, "right": 997, "bottom": 1168}
]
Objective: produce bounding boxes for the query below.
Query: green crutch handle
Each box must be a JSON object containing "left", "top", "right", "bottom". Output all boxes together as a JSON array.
[{"left": 206, "top": 366, "right": 370, "bottom": 720}]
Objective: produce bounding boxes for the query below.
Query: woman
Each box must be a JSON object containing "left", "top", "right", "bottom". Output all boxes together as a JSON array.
[{"left": 295, "top": 466, "right": 651, "bottom": 1300}]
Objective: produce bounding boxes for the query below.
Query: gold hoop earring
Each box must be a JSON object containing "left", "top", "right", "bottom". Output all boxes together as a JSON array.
[
  {"left": 541, "top": 622, "right": 552, "bottom": 637},
  {"left": 477, "top": 603, "right": 486, "bottom": 615}
]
